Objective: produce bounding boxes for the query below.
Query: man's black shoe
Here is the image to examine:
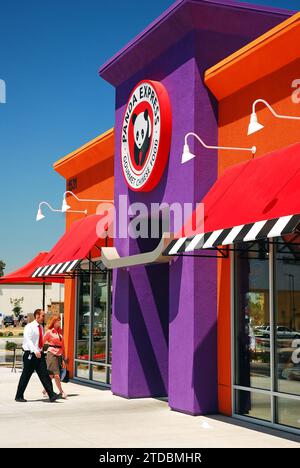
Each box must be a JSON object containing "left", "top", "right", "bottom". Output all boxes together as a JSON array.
[
  {"left": 49, "top": 393, "right": 60, "bottom": 402},
  {"left": 15, "top": 398, "right": 27, "bottom": 402}
]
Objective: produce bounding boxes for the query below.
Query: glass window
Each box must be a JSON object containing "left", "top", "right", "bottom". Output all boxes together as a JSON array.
[
  {"left": 76, "top": 273, "right": 91, "bottom": 361},
  {"left": 277, "top": 397, "right": 300, "bottom": 429},
  {"left": 235, "top": 241, "right": 271, "bottom": 390},
  {"left": 76, "top": 362, "right": 89, "bottom": 380},
  {"left": 235, "top": 390, "right": 271, "bottom": 422},
  {"left": 234, "top": 237, "right": 300, "bottom": 432},
  {"left": 92, "top": 272, "right": 108, "bottom": 363},
  {"left": 92, "top": 364, "right": 107, "bottom": 384},
  {"left": 275, "top": 235, "right": 300, "bottom": 396}
]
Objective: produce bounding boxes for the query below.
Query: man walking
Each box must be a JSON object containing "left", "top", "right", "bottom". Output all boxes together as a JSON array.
[{"left": 15, "top": 309, "right": 59, "bottom": 403}]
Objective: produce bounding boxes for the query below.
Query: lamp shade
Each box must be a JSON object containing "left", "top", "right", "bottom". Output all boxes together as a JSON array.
[
  {"left": 36, "top": 208, "right": 45, "bottom": 222},
  {"left": 61, "top": 198, "right": 71, "bottom": 212},
  {"left": 248, "top": 112, "right": 264, "bottom": 135},
  {"left": 181, "top": 144, "right": 196, "bottom": 164}
]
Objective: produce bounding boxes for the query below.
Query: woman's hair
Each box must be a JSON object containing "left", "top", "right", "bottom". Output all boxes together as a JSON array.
[{"left": 47, "top": 315, "right": 61, "bottom": 330}]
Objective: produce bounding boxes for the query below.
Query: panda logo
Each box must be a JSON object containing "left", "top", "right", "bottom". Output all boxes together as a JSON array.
[
  {"left": 132, "top": 109, "right": 152, "bottom": 167},
  {"left": 121, "top": 80, "right": 172, "bottom": 192}
]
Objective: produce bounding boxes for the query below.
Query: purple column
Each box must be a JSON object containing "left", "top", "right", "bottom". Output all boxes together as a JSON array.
[{"left": 111, "top": 35, "right": 198, "bottom": 399}]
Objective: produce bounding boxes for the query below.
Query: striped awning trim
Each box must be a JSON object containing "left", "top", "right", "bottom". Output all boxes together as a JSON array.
[
  {"left": 163, "top": 214, "right": 300, "bottom": 256},
  {"left": 32, "top": 259, "right": 81, "bottom": 278}
]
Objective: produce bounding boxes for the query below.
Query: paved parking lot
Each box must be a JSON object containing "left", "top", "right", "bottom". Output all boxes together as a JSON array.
[{"left": 0, "top": 367, "right": 299, "bottom": 448}]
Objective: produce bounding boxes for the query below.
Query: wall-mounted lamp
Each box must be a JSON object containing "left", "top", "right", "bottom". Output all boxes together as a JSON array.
[
  {"left": 248, "top": 99, "right": 300, "bottom": 135},
  {"left": 182, "top": 132, "right": 256, "bottom": 164},
  {"left": 36, "top": 201, "right": 87, "bottom": 222},
  {"left": 61, "top": 191, "right": 114, "bottom": 212}
]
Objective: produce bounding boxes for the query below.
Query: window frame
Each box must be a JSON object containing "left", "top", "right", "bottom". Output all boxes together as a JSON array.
[{"left": 232, "top": 239, "right": 300, "bottom": 435}]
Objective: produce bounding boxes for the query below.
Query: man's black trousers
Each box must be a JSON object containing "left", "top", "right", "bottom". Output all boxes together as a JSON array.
[{"left": 15, "top": 351, "right": 55, "bottom": 399}]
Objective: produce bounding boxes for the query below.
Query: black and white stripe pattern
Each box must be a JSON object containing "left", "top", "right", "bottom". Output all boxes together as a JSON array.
[
  {"left": 163, "top": 214, "right": 300, "bottom": 256},
  {"left": 32, "top": 259, "right": 81, "bottom": 278}
]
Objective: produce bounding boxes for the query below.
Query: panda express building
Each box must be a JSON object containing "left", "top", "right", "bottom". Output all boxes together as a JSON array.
[
  {"left": 97, "top": 0, "right": 300, "bottom": 433},
  {"left": 6, "top": 0, "right": 300, "bottom": 435}
]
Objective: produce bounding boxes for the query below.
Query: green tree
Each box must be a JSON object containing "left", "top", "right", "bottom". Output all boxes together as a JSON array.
[
  {"left": 0, "top": 260, "right": 5, "bottom": 277},
  {"left": 10, "top": 297, "right": 24, "bottom": 319},
  {"left": 248, "top": 292, "right": 267, "bottom": 326}
]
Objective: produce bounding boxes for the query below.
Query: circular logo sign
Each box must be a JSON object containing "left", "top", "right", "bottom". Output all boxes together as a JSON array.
[{"left": 121, "top": 80, "right": 172, "bottom": 192}]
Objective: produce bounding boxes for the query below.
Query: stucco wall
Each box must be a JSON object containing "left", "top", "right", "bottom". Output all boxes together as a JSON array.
[{"left": 0, "top": 282, "right": 64, "bottom": 318}]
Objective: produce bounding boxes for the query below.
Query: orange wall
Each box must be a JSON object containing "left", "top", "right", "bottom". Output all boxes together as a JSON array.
[
  {"left": 218, "top": 58, "right": 300, "bottom": 175},
  {"left": 54, "top": 130, "right": 114, "bottom": 376},
  {"left": 65, "top": 157, "right": 114, "bottom": 230},
  {"left": 206, "top": 43, "right": 300, "bottom": 415}
]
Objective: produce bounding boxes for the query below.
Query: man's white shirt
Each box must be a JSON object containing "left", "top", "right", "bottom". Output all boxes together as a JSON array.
[{"left": 23, "top": 320, "right": 43, "bottom": 353}]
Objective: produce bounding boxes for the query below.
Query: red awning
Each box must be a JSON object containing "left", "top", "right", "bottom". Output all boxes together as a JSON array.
[
  {"left": 31, "top": 214, "right": 108, "bottom": 278},
  {"left": 164, "top": 143, "right": 300, "bottom": 255},
  {"left": 0, "top": 252, "right": 62, "bottom": 284}
]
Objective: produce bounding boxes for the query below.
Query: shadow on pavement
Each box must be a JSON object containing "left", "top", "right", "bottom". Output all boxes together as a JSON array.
[{"left": 207, "top": 414, "right": 300, "bottom": 444}]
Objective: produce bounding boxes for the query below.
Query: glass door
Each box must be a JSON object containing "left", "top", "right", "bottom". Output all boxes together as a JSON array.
[
  {"left": 91, "top": 272, "right": 111, "bottom": 385},
  {"left": 75, "top": 266, "right": 112, "bottom": 386},
  {"left": 75, "top": 272, "right": 91, "bottom": 379}
]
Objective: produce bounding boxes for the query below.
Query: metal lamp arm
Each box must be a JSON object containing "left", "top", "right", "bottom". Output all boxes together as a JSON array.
[
  {"left": 63, "top": 191, "right": 114, "bottom": 204},
  {"left": 39, "top": 201, "right": 86, "bottom": 215},
  {"left": 185, "top": 132, "right": 255, "bottom": 154},
  {"left": 69, "top": 209, "right": 88, "bottom": 215},
  {"left": 252, "top": 99, "right": 300, "bottom": 121},
  {"left": 39, "top": 201, "right": 62, "bottom": 213}
]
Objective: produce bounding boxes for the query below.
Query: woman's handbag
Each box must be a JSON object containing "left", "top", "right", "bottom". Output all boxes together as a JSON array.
[{"left": 60, "top": 367, "right": 70, "bottom": 383}]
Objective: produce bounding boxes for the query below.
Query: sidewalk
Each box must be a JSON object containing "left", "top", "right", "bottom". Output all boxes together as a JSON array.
[{"left": 0, "top": 367, "right": 299, "bottom": 448}]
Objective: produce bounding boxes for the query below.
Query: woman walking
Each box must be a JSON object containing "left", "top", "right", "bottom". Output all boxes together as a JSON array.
[{"left": 43, "top": 316, "right": 68, "bottom": 399}]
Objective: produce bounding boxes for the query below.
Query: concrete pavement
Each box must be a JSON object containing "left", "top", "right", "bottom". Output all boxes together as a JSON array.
[{"left": 0, "top": 367, "right": 299, "bottom": 448}]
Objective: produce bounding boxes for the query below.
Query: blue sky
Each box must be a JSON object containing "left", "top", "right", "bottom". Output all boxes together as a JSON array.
[{"left": 0, "top": 0, "right": 298, "bottom": 273}]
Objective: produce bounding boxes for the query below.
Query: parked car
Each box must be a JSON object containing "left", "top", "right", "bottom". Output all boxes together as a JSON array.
[
  {"left": 281, "top": 366, "right": 300, "bottom": 381},
  {"left": 260, "top": 326, "right": 300, "bottom": 340},
  {"left": 279, "top": 349, "right": 300, "bottom": 381},
  {"left": 18, "top": 314, "right": 28, "bottom": 327},
  {"left": 253, "top": 325, "right": 269, "bottom": 334},
  {"left": 3, "top": 315, "right": 15, "bottom": 327}
]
